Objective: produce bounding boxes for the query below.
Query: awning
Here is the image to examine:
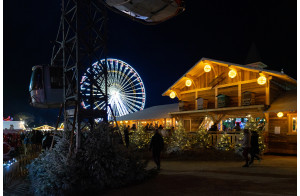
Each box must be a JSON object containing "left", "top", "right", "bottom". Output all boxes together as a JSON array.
[{"left": 266, "top": 90, "right": 297, "bottom": 113}]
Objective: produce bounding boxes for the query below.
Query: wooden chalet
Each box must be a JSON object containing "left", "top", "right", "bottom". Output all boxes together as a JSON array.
[{"left": 162, "top": 58, "right": 297, "bottom": 154}]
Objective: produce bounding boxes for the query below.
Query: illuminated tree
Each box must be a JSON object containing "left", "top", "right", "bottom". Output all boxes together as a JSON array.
[
  {"left": 190, "top": 127, "right": 211, "bottom": 149},
  {"left": 166, "top": 121, "right": 190, "bottom": 154},
  {"left": 216, "top": 133, "right": 234, "bottom": 151}
]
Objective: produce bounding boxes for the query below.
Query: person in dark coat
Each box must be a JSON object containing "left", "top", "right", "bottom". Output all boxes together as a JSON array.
[
  {"left": 209, "top": 123, "right": 218, "bottom": 131},
  {"left": 242, "top": 129, "right": 251, "bottom": 167},
  {"left": 124, "top": 125, "right": 130, "bottom": 148},
  {"left": 149, "top": 129, "right": 164, "bottom": 170},
  {"left": 249, "top": 131, "right": 261, "bottom": 165},
  {"left": 42, "top": 133, "right": 52, "bottom": 150}
]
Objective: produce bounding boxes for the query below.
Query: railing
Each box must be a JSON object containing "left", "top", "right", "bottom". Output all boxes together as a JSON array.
[
  {"left": 207, "top": 131, "right": 242, "bottom": 146},
  {"left": 3, "top": 150, "right": 40, "bottom": 188}
]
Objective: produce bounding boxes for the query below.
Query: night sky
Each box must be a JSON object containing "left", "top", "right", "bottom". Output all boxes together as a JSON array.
[{"left": 3, "top": 0, "right": 296, "bottom": 125}]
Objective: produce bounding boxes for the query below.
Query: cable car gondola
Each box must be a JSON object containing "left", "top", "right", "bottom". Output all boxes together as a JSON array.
[
  {"left": 29, "top": 65, "right": 63, "bottom": 108},
  {"left": 103, "top": 0, "right": 185, "bottom": 25}
]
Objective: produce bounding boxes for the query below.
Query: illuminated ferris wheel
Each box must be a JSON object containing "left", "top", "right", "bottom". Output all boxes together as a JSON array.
[{"left": 80, "top": 58, "right": 146, "bottom": 120}]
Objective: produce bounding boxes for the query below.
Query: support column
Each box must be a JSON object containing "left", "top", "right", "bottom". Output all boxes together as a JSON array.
[
  {"left": 238, "top": 83, "right": 242, "bottom": 106},
  {"left": 215, "top": 87, "right": 218, "bottom": 109}
]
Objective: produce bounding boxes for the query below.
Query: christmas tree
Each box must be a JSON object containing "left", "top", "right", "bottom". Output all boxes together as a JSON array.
[
  {"left": 216, "top": 133, "right": 234, "bottom": 151},
  {"left": 166, "top": 121, "right": 190, "bottom": 154}
]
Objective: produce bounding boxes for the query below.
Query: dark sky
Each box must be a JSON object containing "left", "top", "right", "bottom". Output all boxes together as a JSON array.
[{"left": 3, "top": 0, "right": 296, "bottom": 125}]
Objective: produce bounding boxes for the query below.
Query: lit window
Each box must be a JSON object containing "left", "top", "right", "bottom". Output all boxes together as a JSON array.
[{"left": 292, "top": 117, "right": 297, "bottom": 132}]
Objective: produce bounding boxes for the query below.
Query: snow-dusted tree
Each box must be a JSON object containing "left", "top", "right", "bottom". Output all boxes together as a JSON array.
[{"left": 27, "top": 123, "right": 150, "bottom": 195}]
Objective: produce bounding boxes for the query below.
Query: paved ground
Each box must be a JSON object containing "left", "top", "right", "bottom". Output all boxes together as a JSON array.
[
  {"left": 3, "top": 155, "right": 297, "bottom": 196},
  {"left": 105, "top": 155, "right": 297, "bottom": 196}
]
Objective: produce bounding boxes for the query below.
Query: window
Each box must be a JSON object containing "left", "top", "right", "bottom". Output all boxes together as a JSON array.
[
  {"left": 292, "top": 117, "right": 297, "bottom": 132},
  {"left": 29, "top": 67, "right": 43, "bottom": 91},
  {"left": 288, "top": 114, "right": 297, "bottom": 134},
  {"left": 50, "top": 67, "right": 63, "bottom": 89}
]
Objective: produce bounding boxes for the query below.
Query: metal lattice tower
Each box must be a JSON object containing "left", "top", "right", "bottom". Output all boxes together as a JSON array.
[{"left": 51, "top": 0, "right": 108, "bottom": 150}]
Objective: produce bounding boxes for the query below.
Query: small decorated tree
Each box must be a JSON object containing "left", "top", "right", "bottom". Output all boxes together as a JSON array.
[
  {"left": 129, "top": 123, "right": 151, "bottom": 150},
  {"left": 216, "top": 133, "right": 234, "bottom": 151},
  {"left": 190, "top": 127, "right": 211, "bottom": 149},
  {"left": 166, "top": 121, "right": 190, "bottom": 154}
]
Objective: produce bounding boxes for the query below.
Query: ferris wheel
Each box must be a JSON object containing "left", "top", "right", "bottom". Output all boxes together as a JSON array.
[{"left": 80, "top": 58, "right": 146, "bottom": 120}]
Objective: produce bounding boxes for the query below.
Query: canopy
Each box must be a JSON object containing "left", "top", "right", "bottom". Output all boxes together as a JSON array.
[
  {"left": 116, "top": 103, "right": 178, "bottom": 121},
  {"left": 33, "top": 125, "right": 55, "bottom": 131}
]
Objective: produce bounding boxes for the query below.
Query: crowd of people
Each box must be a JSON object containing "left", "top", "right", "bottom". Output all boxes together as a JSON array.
[{"left": 3, "top": 130, "right": 55, "bottom": 160}]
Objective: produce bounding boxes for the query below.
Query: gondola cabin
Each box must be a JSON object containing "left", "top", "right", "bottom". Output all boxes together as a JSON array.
[
  {"left": 29, "top": 65, "right": 63, "bottom": 108},
  {"left": 103, "top": 0, "right": 185, "bottom": 24}
]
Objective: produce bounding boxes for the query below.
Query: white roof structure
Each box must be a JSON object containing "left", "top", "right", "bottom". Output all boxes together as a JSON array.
[
  {"left": 3, "top": 121, "right": 25, "bottom": 130},
  {"left": 3, "top": 121, "right": 26, "bottom": 134},
  {"left": 267, "top": 90, "right": 297, "bottom": 113},
  {"left": 116, "top": 103, "right": 179, "bottom": 121}
]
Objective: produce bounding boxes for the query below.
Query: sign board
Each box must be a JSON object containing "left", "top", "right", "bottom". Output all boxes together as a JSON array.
[{"left": 274, "top": 126, "right": 280, "bottom": 134}]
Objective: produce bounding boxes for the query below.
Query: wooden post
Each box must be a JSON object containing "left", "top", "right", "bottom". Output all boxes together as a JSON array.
[
  {"left": 195, "top": 91, "right": 198, "bottom": 110},
  {"left": 265, "top": 77, "right": 270, "bottom": 105},
  {"left": 215, "top": 87, "right": 218, "bottom": 109},
  {"left": 238, "top": 83, "right": 242, "bottom": 106},
  {"left": 264, "top": 112, "right": 270, "bottom": 152}
]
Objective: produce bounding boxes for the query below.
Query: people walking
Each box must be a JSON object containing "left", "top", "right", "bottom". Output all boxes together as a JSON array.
[
  {"left": 249, "top": 131, "right": 261, "bottom": 165},
  {"left": 149, "top": 129, "right": 164, "bottom": 170},
  {"left": 124, "top": 125, "right": 130, "bottom": 148},
  {"left": 242, "top": 129, "right": 251, "bottom": 167}
]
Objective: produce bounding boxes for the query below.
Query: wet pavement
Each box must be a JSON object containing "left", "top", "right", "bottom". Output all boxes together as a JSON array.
[
  {"left": 3, "top": 155, "right": 297, "bottom": 196},
  {"left": 105, "top": 155, "right": 297, "bottom": 196}
]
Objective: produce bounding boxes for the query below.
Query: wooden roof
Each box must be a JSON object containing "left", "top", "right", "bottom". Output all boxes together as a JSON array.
[
  {"left": 267, "top": 90, "right": 297, "bottom": 113},
  {"left": 162, "top": 57, "right": 297, "bottom": 97}
]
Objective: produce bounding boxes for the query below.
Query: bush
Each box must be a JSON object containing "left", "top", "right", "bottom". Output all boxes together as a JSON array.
[{"left": 27, "top": 123, "right": 149, "bottom": 196}]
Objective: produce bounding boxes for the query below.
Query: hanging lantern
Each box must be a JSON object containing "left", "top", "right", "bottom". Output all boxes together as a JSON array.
[
  {"left": 169, "top": 91, "right": 176, "bottom": 99},
  {"left": 204, "top": 64, "right": 211, "bottom": 72},
  {"left": 185, "top": 79, "right": 192, "bottom": 87},
  {"left": 257, "top": 74, "right": 267, "bottom": 85},
  {"left": 277, "top": 112, "right": 284, "bottom": 118},
  {"left": 228, "top": 69, "right": 237, "bottom": 78}
]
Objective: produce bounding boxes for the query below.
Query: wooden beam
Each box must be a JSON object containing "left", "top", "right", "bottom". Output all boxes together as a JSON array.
[{"left": 180, "top": 79, "right": 258, "bottom": 95}]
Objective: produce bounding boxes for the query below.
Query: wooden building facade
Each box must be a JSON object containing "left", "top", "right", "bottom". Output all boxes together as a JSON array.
[{"left": 163, "top": 58, "right": 297, "bottom": 154}]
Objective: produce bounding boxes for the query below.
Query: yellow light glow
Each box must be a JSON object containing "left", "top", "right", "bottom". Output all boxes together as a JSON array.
[
  {"left": 204, "top": 64, "right": 211, "bottom": 72},
  {"left": 125, "top": 121, "right": 128, "bottom": 123},
  {"left": 185, "top": 79, "right": 192, "bottom": 87},
  {"left": 169, "top": 91, "right": 176, "bottom": 99},
  {"left": 120, "top": 121, "right": 123, "bottom": 124},
  {"left": 277, "top": 112, "right": 284, "bottom": 118},
  {"left": 228, "top": 69, "right": 237, "bottom": 78},
  {"left": 257, "top": 75, "right": 267, "bottom": 85}
]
